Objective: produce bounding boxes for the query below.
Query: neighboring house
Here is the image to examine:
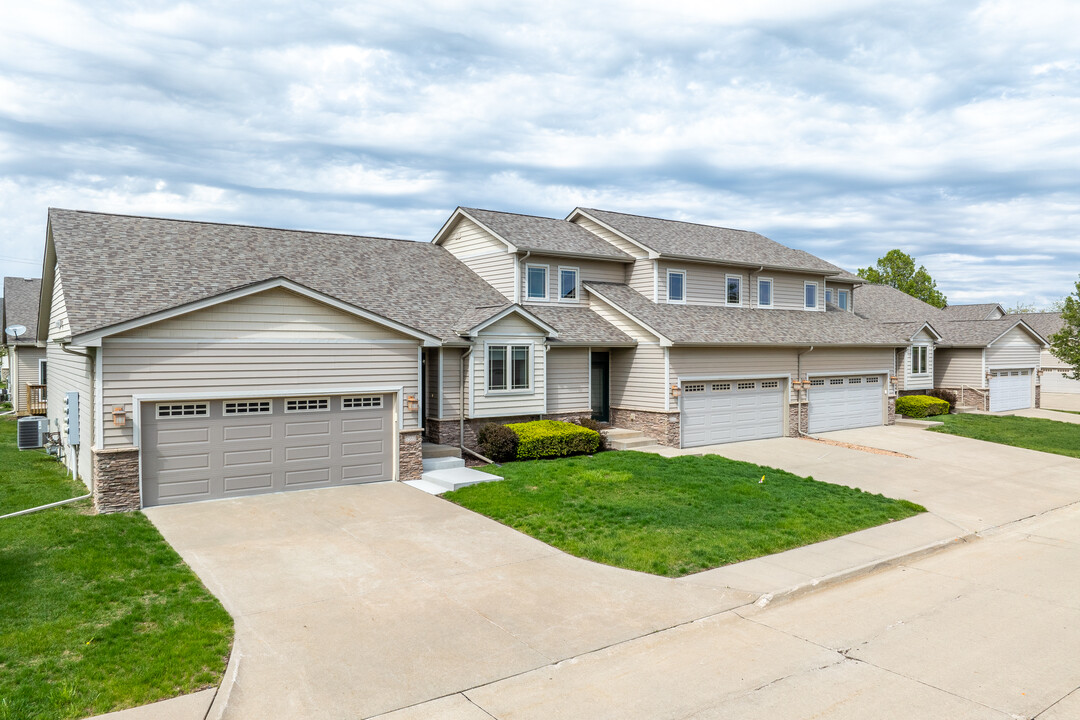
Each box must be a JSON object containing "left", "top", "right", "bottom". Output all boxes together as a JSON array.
[
  {"left": 3, "top": 277, "right": 46, "bottom": 415},
  {"left": 1015, "top": 312, "right": 1079, "bottom": 394},
  {"left": 35, "top": 205, "right": 982, "bottom": 513},
  {"left": 855, "top": 287, "right": 1048, "bottom": 411}
]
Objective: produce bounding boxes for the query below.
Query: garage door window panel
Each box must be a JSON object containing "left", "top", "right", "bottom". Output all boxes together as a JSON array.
[
  {"left": 285, "top": 398, "right": 329, "bottom": 413},
  {"left": 224, "top": 400, "right": 272, "bottom": 415},
  {"left": 343, "top": 396, "right": 383, "bottom": 409},
  {"left": 157, "top": 402, "right": 209, "bottom": 418}
]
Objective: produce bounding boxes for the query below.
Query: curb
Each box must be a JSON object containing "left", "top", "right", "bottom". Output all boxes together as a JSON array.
[
  {"left": 204, "top": 639, "right": 241, "bottom": 720},
  {"left": 750, "top": 532, "right": 977, "bottom": 609}
]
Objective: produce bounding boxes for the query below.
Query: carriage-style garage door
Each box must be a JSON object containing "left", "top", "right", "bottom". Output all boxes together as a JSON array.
[
  {"left": 681, "top": 379, "right": 784, "bottom": 448},
  {"left": 989, "top": 370, "right": 1032, "bottom": 412},
  {"left": 808, "top": 375, "right": 884, "bottom": 433},
  {"left": 141, "top": 394, "right": 393, "bottom": 507}
]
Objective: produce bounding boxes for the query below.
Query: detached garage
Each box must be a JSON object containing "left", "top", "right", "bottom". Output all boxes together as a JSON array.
[
  {"left": 808, "top": 375, "right": 886, "bottom": 433},
  {"left": 141, "top": 394, "right": 393, "bottom": 506}
]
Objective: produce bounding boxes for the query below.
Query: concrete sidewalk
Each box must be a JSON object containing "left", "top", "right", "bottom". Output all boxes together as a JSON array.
[
  {"left": 1013, "top": 407, "right": 1080, "bottom": 424},
  {"left": 1042, "top": 392, "right": 1080, "bottom": 412}
]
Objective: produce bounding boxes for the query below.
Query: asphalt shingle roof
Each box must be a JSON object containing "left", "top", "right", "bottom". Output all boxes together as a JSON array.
[
  {"left": 585, "top": 282, "right": 905, "bottom": 346},
  {"left": 3, "top": 277, "right": 42, "bottom": 344},
  {"left": 461, "top": 208, "right": 632, "bottom": 261},
  {"left": 577, "top": 208, "right": 843, "bottom": 274},
  {"left": 48, "top": 209, "right": 629, "bottom": 346},
  {"left": 943, "top": 303, "right": 1004, "bottom": 320},
  {"left": 1012, "top": 312, "right": 1064, "bottom": 340},
  {"left": 525, "top": 304, "right": 635, "bottom": 345}
]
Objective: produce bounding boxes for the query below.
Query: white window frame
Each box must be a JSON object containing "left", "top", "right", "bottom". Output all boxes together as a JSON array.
[
  {"left": 284, "top": 397, "right": 330, "bottom": 413},
  {"left": 486, "top": 343, "right": 532, "bottom": 394},
  {"left": 838, "top": 289, "right": 849, "bottom": 311},
  {"left": 558, "top": 266, "right": 580, "bottom": 302},
  {"left": 804, "top": 281, "right": 819, "bottom": 310},
  {"left": 757, "top": 277, "right": 774, "bottom": 308},
  {"left": 526, "top": 264, "right": 549, "bottom": 301},
  {"left": 156, "top": 402, "right": 209, "bottom": 419},
  {"left": 342, "top": 395, "right": 383, "bottom": 409},
  {"left": 223, "top": 399, "right": 272, "bottom": 415},
  {"left": 825, "top": 288, "right": 834, "bottom": 305},
  {"left": 667, "top": 269, "right": 686, "bottom": 304},
  {"left": 38, "top": 358, "right": 47, "bottom": 384},
  {"left": 725, "top": 274, "right": 742, "bottom": 306},
  {"left": 911, "top": 345, "right": 929, "bottom": 375}
]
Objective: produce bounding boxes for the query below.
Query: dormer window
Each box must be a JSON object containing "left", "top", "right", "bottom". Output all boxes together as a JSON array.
[
  {"left": 526, "top": 265, "right": 548, "bottom": 301},
  {"left": 726, "top": 275, "right": 742, "bottom": 306},
  {"left": 559, "top": 267, "right": 579, "bottom": 301},
  {"left": 667, "top": 270, "right": 685, "bottom": 303}
]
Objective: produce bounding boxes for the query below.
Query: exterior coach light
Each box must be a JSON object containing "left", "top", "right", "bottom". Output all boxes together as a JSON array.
[
  {"left": 670, "top": 384, "right": 681, "bottom": 398},
  {"left": 405, "top": 395, "right": 419, "bottom": 412}
]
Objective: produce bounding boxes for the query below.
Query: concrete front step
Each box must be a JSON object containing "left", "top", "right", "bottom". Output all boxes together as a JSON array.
[
  {"left": 422, "top": 456, "right": 466, "bottom": 472},
  {"left": 420, "top": 466, "right": 500, "bottom": 493},
  {"left": 954, "top": 406, "right": 980, "bottom": 414},
  {"left": 609, "top": 436, "right": 657, "bottom": 450},
  {"left": 602, "top": 428, "right": 644, "bottom": 440},
  {"left": 422, "top": 442, "right": 462, "bottom": 459}
]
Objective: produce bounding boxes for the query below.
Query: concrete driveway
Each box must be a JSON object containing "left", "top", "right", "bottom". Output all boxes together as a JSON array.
[
  {"left": 145, "top": 483, "right": 753, "bottom": 719},
  {"left": 1042, "top": 391, "right": 1080, "bottom": 412}
]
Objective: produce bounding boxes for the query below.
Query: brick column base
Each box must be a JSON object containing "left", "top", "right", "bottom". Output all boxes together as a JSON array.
[
  {"left": 1036, "top": 384, "right": 1042, "bottom": 409},
  {"left": 887, "top": 397, "right": 897, "bottom": 425},
  {"left": 609, "top": 407, "right": 680, "bottom": 447},
  {"left": 398, "top": 430, "right": 423, "bottom": 482},
  {"left": 92, "top": 447, "right": 141, "bottom": 514},
  {"left": 787, "top": 401, "right": 808, "bottom": 436}
]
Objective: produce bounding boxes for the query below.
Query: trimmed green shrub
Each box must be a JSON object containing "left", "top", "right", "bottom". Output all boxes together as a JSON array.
[
  {"left": 896, "top": 394, "right": 950, "bottom": 418},
  {"left": 477, "top": 422, "right": 519, "bottom": 462},
  {"left": 926, "top": 388, "right": 957, "bottom": 410},
  {"left": 507, "top": 419, "right": 601, "bottom": 459},
  {"left": 573, "top": 416, "right": 608, "bottom": 451}
]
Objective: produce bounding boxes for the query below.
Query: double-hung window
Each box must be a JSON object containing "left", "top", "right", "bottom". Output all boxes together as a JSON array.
[
  {"left": 838, "top": 290, "right": 849, "bottom": 310},
  {"left": 911, "top": 346, "right": 928, "bottom": 375},
  {"left": 667, "top": 270, "right": 685, "bottom": 303},
  {"left": 804, "top": 282, "right": 818, "bottom": 310},
  {"left": 488, "top": 344, "right": 531, "bottom": 391},
  {"left": 725, "top": 275, "right": 742, "bottom": 306},
  {"left": 559, "top": 267, "right": 578, "bottom": 301},
  {"left": 757, "top": 278, "right": 773, "bottom": 307},
  {"left": 526, "top": 265, "right": 548, "bottom": 301}
]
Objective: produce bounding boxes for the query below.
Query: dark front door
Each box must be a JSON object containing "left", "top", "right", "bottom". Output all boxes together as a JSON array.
[{"left": 590, "top": 351, "right": 610, "bottom": 423}]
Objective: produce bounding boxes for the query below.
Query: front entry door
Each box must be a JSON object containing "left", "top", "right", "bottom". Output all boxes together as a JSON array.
[{"left": 590, "top": 351, "right": 609, "bottom": 422}]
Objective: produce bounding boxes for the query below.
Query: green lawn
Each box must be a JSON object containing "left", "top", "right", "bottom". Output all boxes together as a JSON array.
[
  {"left": 930, "top": 413, "right": 1080, "bottom": 459},
  {"left": 444, "top": 452, "right": 924, "bottom": 577},
  {"left": 0, "top": 418, "right": 233, "bottom": 720}
]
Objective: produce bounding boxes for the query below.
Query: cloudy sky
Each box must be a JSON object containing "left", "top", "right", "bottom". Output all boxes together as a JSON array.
[{"left": 1, "top": 0, "right": 1078, "bottom": 308}]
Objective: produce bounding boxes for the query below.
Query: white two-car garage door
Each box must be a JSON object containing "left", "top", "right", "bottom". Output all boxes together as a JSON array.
[
  {"left": 141, "top": 394, "right": 393, "bottom": 507},
  {"left": 808, "top": 375, "right": 884, "bottom": 433},
  {"left": 1042, "top": 369, "right": 1080, "bottom": 394},
  {"left": 989, "top": 370, "right": 1032, "bottom": 412},
  {"left": 681, "top": 379, "right": 784, "bottom": 447}
]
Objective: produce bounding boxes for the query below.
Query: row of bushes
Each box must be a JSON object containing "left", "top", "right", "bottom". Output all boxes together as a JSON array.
[
  {"left": 477, "top": 417, "right": 605, "bottom": 462},
  {"left": 896, "top": 394, "right": 950, "bottom": 418}
]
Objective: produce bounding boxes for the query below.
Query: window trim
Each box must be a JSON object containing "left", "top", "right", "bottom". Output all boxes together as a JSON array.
[
  {"left": 911, "top": 345, "right": 929, "bottom": 375},
  {"left": 725, "top": 274, "right": 742, "bottom": 307},
  {"left": 156, "top": 402, "right": 209, "bottom": 419},
  {"left": 557, "top": 266, "right": 580, "bottom": 303},
  {"left": 284, "top": 397, "right": 330, "bottom": 413},
  {"left": 804, "top": 281, "right": 819, "bottom": 310},
  {"left": 38, "top": 358, "right": 47, "bottom": 385},
  {"left": 525, "top": 264, "right": 549, "bottom": 302},
  {"left": 838, "top": 289, "right": 849, "bottom": 311},
  {"left": 667, "top": 269, "right": 686, "bottom": 304},
  {"left": 756, "top": 277, "right": 774, "bottom": 308},
  {"left": 342, "top": 395, "right": 383, "bottom": 409},
  {"left": 486, "top": 343, "right": 533, "bottom": 394},
  {"left": 223, "top": 399, "right": 272, "bottom": 415}
]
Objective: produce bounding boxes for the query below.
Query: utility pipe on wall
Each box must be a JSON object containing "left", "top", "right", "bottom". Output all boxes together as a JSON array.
[{"left": 795, "top": 345, "right": 815, "bottom": 435}]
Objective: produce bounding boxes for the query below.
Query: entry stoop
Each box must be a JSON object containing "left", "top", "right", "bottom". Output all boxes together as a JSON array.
[
  {"left": 406, "top": 442, "right": 502, "bottom": 495},
  {"left": 603, "top": 428, "right": 658, "bottom": 451}
]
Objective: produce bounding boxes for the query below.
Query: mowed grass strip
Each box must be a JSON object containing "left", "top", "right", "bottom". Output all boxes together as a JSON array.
[
  {"left": 931, "top": 413, "right": 1080, "bottom": 459},
  {"left": 0, "top": 418, "right": 233, "bottom": 720},
  {"left": 445, "top": 452, "right": 923, "bottom": 577}
]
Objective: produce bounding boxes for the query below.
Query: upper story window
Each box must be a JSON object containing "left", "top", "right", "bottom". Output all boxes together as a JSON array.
[
  {"left": 559, "top": 267, "right": 578, "bottom": 301},
  {"left": 911, "top": 345, "right": 928, "bottom": 375},
  {"left": 526, "top": 265, "right": 548, "bottom": 301},
  {"left": 757, "top": 278, "right": 773, "bottom": 308},
  {"left": 488, "top": 344, "right": 531, "bottom": 392},
  {"left": 838, "top": 289, "right": 849, "bottom": 311},
  {"left": 804, "top": 282, "right": 819, "bottom": 310},
  {"left": 725, "top": 275, "right": 742, "bottom": 306},
  {"left": 825, "top": 288, "right": 834, "bottom": 305},
  {"left": 667, "top": 270, "right": 685, "bottom": 303}
]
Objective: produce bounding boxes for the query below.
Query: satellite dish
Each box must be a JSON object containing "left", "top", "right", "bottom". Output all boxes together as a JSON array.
[{"left": 5, "top": 324, "right": 26, "bottom": 339}]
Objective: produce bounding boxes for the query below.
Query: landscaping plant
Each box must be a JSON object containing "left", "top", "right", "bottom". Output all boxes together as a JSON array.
[
  {"left": 895, "top": 394, "right": 950, "bottom": 418},
  {"left": 506, "top": 419, "right": 600, "bottom": 459},
  {"left": 477, "top": 422, "right": 519, "bottom": 462}
]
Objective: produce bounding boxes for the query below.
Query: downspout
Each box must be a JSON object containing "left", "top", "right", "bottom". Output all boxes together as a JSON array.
[
  {"left": 795, "top": 345, "right": 814, "bottom": 436},
  {"left": 752, "top": 266, "right": 764, "bottom": 306},
  {"left": 518, "top": 251, "right": 531, "bottom": 304}
]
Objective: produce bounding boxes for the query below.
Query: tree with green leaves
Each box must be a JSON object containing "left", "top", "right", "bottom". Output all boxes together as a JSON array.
[
  {"left": 858, "top": 249, "right": 947, "bottom": 308},
  {"left": 1050, "top": 276, "right": 1080, "bottom": 380}
]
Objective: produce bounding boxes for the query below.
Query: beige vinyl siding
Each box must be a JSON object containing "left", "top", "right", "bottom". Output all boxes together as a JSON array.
[
  {"left": 479, "top": 314, "right": 548, "bottom": 336},
  {"left": 802, "top": 347, "right": 895, "bottom": 375},
  {"left": 901, "top": 330, "right": 935, "bottom": 391},
  {"left": 588, "top": 295, "right": 659, "bottom": 343},
  {"left": 440, "top": 347, "right": 464, "bottom": 419},
  {"left": 894, "top": 347, "right": 907, "bottom": 391},
  {"left": 627, "top": 260, "right": 655, "bottom": 298},
  {"left": 440, "top": 217, "right": 516, "bottom": 301},
  {"left": 656, "top": 260, "right": 824, "bottom": 310},
  {"left": 572, "top": 216, "right": 648, "bottom": 258},
  {"left": 988, "top": 308, "right": 1005, "bottom": 319},
  {"left": 771, "top": 272, "right": 826, "bottom": 310},
  {"left": 670, "top": 346, "right": 797, "bottom": 381},
  {"left": 471, "top": 339, "right": 546, "bottom": 418},
  {"left": 521, "top": 255, "right": 625, "bottom": 306},
  {"left": 986, "top": 326, "right": 1041, "bottom": 369},
  {"left": 1042, "top": 349, "right": 1066, "bottom": 369},
  {"left": 546, "top": 347, "right": 590, "bottom": 413},
  {"left": 101, "top": 341, "right": 421, "bottom": 448},
  {"left": 117, "top": 288, "right": 414, "bottom": 341},
  {"left": 824, "top": 281, "right": 855, "bottom": 312},
  {"left": 609, "top": 344, "right": 666, "bottom": 411},
  {"left": 50, "top": 270, "right": 71, "bottom": 340},
  {"left": 935, "top": 348, "right": 985, "bottom": 388},
  {"left": 11, "top": 345, "right": 46, "bottom": 413},
  {"left": 45, "top": 343, "right": 93, "bottom": 484}
]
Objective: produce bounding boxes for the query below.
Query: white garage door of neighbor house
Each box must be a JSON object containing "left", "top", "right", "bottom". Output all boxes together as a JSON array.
[
  {"left": 989, "top": 370, "right": 1032, "bottom": 411},
  {"left": 681, "top": 379, "right": 784, "bottom": 448},
  {"left": 141, "top": 394, "right": 394, "bottom": 507},
  {"left": 1041, "top": 369, "right": 1080, "bottom": 394},
  {"left": 808, "top": 375, "right": 884, "bottom": 434}
]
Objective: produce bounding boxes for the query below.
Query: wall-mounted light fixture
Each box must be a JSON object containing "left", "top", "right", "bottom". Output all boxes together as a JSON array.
[
  {"left": 112, "top": 406, "right": 127, "bottom": 427},
  {"left": 405, "top": 395, "right": 419, "bottom": 412},
  {"left": 670, "top": 384, "right": 681, "bottom": 398}
]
